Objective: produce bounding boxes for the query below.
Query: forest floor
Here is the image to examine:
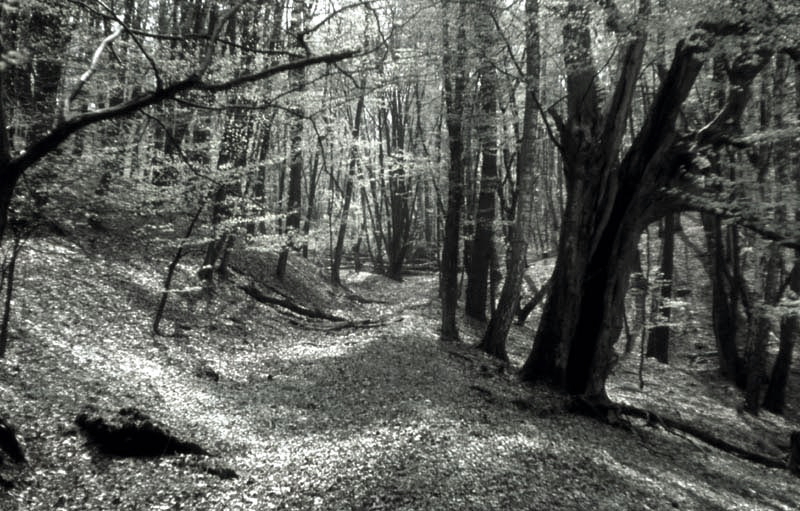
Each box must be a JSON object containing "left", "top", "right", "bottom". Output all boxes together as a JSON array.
[{"left": 1, "top": 219, "right": 799, "bottom": 510}]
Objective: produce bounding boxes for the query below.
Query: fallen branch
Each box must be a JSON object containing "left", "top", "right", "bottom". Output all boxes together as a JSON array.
[
  {"left": 344, "top": 292, "right": 391, "bottom": 305},
  {"left": 239, "top": 285, "right": 345, "bottom": 321},
  {"left": 517, "top": 277, "right": 552, "bottom": 325},
  {"left": 289, "top": 317, "right": 402, "bottom": 331},
  {"left": 570, "top": 398, "right": 788, "bottom": 472}
]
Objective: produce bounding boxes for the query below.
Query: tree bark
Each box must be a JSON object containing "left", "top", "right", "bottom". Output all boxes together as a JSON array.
[
  {"left": 519, "top": 6, "right": 774, "bottom": 401},
  {"left": 331, "top": 78, "right": 366, "bottom": 286},
  {"left": 702, "top": 214, "right": 746, "bottom": 385},
  {"left": 276, "top": 0, "right": 308, "bottom": 278},
  {"left": 646, "top": 213, "right": 676, "bottom": 363},
  {"left": 465, "top": 2, "right": 500, "bottom": 320},
  {"left": 479, "top": 0, "right": 540, "bottom": 359},
  {"left": 744, "top": 244, "right": 779, "bottom": 414},
  {"left": 439, "top": 0, "right": 467, "bottom": 342},
  {"left": 762, "top": 55, "right": 798, "bottom": 415}
]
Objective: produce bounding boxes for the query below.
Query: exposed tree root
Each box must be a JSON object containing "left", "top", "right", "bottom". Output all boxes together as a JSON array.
[
  {"left": 569, "top": 397, "right": 789, "bottom": 472},
  {"left": 239, "top": 285, "right": 345, "bottom": 321}
]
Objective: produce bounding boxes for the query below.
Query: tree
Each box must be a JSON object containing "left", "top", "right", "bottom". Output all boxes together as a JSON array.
[
  {"left": 645, "top": 214, "right": 676, "bottom": 363},
  {"left": 439, "top": 0, "right": 468, "bottom": 342},
  {"left": 519, "top": 0, "right": 788, "bottom": 402},
  {"left": 0, "top": 1, "right": 357, "bottom": 248},
  {"left": 276, "top": 0, "right": 310, "bottom": 279},
  {"left": 464, "top": 0, "right": 500, "bottom": 320},
  {"left": 478, "top": 0, "right": 540, "bottom": 360},
  {"left": 331, "top": 76, "right": 367, "bottom": 285}
]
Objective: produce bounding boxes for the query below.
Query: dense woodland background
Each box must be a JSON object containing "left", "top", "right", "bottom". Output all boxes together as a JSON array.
[{"left": 1, "top": 0, "right": 800, "bottom": 509}]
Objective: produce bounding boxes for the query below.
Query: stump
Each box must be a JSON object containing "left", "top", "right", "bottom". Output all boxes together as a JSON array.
[{"left": 75, "top": 406, "right": 207, "bottom": 457}]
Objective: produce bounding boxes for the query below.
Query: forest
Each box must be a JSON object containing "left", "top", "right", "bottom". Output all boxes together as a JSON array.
[{"left": 1, "top": 0, "right": 800, "bottom": 509}]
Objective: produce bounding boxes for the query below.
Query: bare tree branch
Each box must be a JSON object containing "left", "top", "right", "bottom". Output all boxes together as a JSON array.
[{"left": 63, "top": 23, "right": 124, "bottom": 119}]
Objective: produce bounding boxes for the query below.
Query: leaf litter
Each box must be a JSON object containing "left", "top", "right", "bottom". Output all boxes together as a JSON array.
[{"left": 0, "top": 235, "right": 798, "bottom": 510}]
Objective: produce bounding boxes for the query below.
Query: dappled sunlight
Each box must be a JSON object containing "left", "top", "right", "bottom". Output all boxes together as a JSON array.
[{"left": 3, "top": 232, "right": 800, "bottom": 510}]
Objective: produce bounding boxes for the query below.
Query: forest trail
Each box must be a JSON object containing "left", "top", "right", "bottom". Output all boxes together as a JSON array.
[{"left": 0, "top": 232, "right": 799, "bottom": 510}]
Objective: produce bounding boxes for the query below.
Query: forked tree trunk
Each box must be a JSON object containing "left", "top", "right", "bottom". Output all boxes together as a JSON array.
[
  {"left": 520, "top": 2, "right": 771, "bottom": 401},
  {"left": 521, "top": 178, "right": 651, "bottom": 398}
]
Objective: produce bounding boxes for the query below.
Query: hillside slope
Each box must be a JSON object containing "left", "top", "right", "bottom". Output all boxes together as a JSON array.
[{"left": 0, "top": 230, "right": 798, "bottom": 510}]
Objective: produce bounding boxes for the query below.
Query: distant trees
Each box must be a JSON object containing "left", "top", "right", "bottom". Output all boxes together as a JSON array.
[{"left": 0, "top": 0, "right": 356, "bottom": 246}]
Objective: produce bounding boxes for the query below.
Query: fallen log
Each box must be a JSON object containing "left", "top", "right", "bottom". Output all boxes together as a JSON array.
[{"left": 239, "top": 285, "right": 345, "bottom": 321}]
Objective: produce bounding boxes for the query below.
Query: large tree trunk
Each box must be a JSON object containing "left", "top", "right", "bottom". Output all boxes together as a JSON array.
[
  {"left": 520, "top": 0, "right": 651, "bottom": 400},
  {"left": 518, "top": 1, "right": 776, "bottom": 401},
  {"left": 521, "top": 175, "right": 651, "bottom": 399},
  {"left": 478, "top": 0, "right": 540, "bottom": 360}
]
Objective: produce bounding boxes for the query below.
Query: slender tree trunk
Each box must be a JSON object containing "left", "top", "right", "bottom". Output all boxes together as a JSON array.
[
  {"left": 479, "top": 0, "right": 540, "bottom": 359},
  {"left": 332, "top": 79, "right": 366, "bottom": 285},
  {"left": 702, "top": 214, "right": 746, "bottom": 385},
  {"left": 465, "top": 11, "right": 499, "bottom": 319},
  {"left": 646, "top": 213, "right": 676, "bottom": 363},
  {"left": 301, "top": 154, "right": 319, "bottom": 258},
  {"left": 744, "top": 244, "right": 779, "bottom": 414},
  {"left": 154, "top": 202, "right": 205, "bottom": 336},
  {"left": 276, "top": 0, "right": 307, "bottom": 278},
  {"left": 439, "top": 0, "right": 467, "bottom": 342},
  {"left": 0, "top": 233, "right": 22, "bottom": 359},
  {"left": 764, "top": 260, "right": 798, "bottom": 413},
  {"left": 626, "top": 250, "right": 647, "bottom": 354},
  {"left": 763, "top": 56, "right": 800, "bottom": 414}
]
